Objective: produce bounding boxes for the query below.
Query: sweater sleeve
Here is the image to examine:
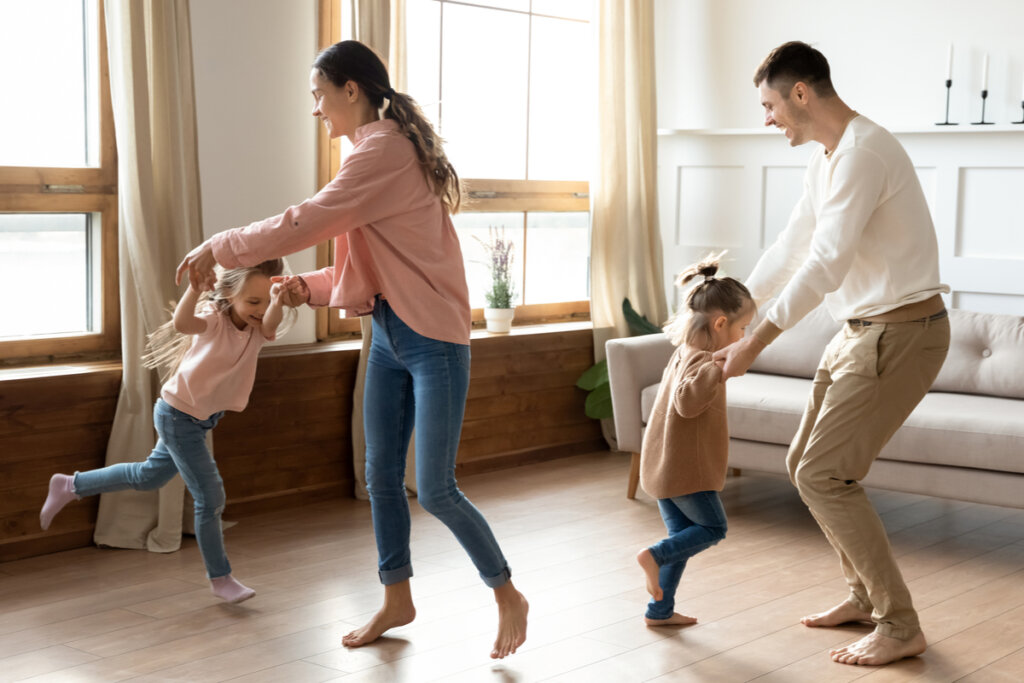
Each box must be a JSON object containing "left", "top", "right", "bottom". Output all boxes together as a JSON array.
[
  {"left": 764, "top": 147, "right": 887, "bottom": 331},
  {"left": 672, "top": 352, "right": 724, "bottom": 418},
  {"left": 210, "top": 139, "right": 399, "bottom": 269}
]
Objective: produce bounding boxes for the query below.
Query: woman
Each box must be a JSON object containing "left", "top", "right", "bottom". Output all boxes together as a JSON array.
[{"left": 177, "top": 40, "right": 528, "bottom": 659}]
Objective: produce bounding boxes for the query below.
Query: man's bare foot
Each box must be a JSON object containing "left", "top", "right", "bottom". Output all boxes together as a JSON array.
[
  {"left": 636, "top": 548, "right": 663, "bottom": 602},
  {"left": 491, "top": 583, "right": 528, "bottom": 659},
  {"left": 343, "top": 582, "right": 416, "bottom": 648},
  {"left": 644, "top": 612, "right": 697, "bottom": 627},
  {"left": 830, "top": 630, "right": 927, "bottom": 666},
  {"left": 801, "top": 600, "right": 872, "bottom": 627}
]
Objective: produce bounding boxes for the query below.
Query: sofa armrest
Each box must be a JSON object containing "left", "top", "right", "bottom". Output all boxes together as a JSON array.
[{"left": 605, "top": 333, "right": 675, "bottom": 453}]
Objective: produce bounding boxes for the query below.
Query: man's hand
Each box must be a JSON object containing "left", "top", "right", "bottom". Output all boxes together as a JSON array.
[
  {"left": 176, "top": 241, "right": 217, "bottom": 292},
  {"left": 712, "top": 334, "right": 766, "bottom": 381},
  {"left": 270, "top": 275, "right": 311, "bottom": 307}
]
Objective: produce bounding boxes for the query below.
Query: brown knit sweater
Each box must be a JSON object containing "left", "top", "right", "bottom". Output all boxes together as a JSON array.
[{"left": 639, "top": 344, "right": 728, "bottom": 499}]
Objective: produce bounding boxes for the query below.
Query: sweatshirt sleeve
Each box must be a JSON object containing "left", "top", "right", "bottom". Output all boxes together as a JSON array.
[
  {"left": 210, "top": 138, "right": 400, "bottom": 269},
  {"left": 672, "top": 352, "right": 724, "bottom": 419},
  {"left": 298, "top": 266, "right": 335, "bottom": 308},
  {"left": 764, "top": 147, "right": 887, "bottom": 331}
]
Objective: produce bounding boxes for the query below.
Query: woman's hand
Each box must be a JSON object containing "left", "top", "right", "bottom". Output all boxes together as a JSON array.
[
  {"left": 271, "top": 275, "right": 311, "bottom": 307},
  {"left": 176, "top": 241, "right": 218, "bottom": 292}
]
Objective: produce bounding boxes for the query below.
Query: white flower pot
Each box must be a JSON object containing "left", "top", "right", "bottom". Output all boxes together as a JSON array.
[{"left": 484, "top": 307, "right": 515, "bottom": 334}]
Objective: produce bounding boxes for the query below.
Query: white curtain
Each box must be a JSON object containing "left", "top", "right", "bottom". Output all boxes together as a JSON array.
[
  {"left": 94, "top": 0, "right": 204, "bottom": 551},
  {"left": 348, "top": 0, "right": 415, "bottom": 499},
  {"left": 590, "top": 0, "right": 667, "bottom": 448}
]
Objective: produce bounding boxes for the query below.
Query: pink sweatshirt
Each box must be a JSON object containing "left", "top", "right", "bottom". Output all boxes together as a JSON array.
[
  {"left": 161, "top": 307, "right": 272, "bottom": 420},
  {"left": 210, "top": 119, "right": 471, "bottom": 345}
]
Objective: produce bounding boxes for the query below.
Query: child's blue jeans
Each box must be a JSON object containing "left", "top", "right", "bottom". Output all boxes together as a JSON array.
[
  {"left": 73, "top": 398, "right": 231, "bottom": 579},
  {"left": 646, "top": 490, "right": 728, "bottom": 620},
  {"left": 364, "top": 296, "right": 511, "bottom": 588}
]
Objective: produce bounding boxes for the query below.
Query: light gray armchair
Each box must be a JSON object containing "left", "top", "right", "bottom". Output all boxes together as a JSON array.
[{"left": 605, "top": 333, "right": 675, "bottom": 498}]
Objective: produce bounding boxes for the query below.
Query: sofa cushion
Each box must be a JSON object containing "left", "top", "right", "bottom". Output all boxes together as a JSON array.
[
  {"left": 933, "top": 309, "right": 1024, "bottom": 399},
  {"left": 880, "top": 392, "right": 1024, "bottom": 474},
  {"left": 726, "top": 373, "right": 810, "bottom": 444},
  {"left": 749, "top": 304, "right": 841, "bottom": 379}
]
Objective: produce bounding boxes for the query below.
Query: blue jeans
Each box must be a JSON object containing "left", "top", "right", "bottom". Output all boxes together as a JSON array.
[
  {"left": 364, "top": 297, "right": 511, "bottom": 588},
  {"left": 73, "top": 399, "right": 231, "bottom": 579},
  {"left": 646, "top": 490, "right": 728, "bottom": 619}
]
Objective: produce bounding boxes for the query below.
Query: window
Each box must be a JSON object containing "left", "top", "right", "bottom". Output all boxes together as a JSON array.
[
  {"left": 0, "top": 0, "right": 118, "bottom": 362},
  {"left": 315, "top": 0, "right": 593, "bottom": 338}
]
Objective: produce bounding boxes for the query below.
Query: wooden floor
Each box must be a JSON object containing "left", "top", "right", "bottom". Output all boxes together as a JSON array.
[{"left": 2, "top": 452, "right": 1023, "bottom": 682}]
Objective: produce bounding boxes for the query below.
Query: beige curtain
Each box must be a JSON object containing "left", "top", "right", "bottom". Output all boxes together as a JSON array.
[
  {"left": 590, "top": 0, "right": 667, "bottom": 448},
  {"left": 349, "top": 0, "right": 415, "bottom": 500},
  {"left": 94, "top": 0, "right": 204, "bottom": 550}
]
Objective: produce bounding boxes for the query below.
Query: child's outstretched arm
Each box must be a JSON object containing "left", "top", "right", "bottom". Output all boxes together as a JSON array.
[
  {"left": 172, "top": 284, "right": 207, "bottom": 335},
  {"left": 673, "top": 354, "right": 724, "bottom": 418},
  {"left": 260, "top": 282, "right": 287, "bottom": 340}
]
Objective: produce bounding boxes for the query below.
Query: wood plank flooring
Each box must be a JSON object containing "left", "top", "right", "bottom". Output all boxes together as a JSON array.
[{"left": 1, "top": 452, "right": 1022, "bottom": 682}]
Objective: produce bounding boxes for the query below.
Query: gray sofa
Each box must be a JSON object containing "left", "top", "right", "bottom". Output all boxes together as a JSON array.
[{"left": 606, "top": 306, "right": 1024, "bottom": 508}]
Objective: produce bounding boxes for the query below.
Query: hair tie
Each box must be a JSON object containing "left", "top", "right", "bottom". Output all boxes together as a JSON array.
[{"left": 383, "top": 87, "right": 395, "bottom": 100}]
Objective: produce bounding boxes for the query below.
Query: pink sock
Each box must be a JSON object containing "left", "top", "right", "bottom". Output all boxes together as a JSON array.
[
  {"left": 40, "top": 474, "right": 79, "bottom": 530},
  {"left": 210, "top": 575, "right": 256, "bottom": 604}
]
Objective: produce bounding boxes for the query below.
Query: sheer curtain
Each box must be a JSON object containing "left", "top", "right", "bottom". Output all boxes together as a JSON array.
[
  {"left": 94, "top": 0, "right": 204, "bottom": 551},
  {"left": 590, "top": 0, "right": 667, "bottom": 448}
]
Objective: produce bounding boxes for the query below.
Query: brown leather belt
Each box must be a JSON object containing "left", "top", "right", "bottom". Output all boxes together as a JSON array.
[{"left": 849, "top": 294, "right": 946, "bottom": 324}]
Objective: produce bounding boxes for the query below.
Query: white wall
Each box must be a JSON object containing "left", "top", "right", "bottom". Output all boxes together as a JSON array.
[
  {"left": 190, "top": 0, "right": 319, "bottom": 344},
  {"left": 655, "top": 0, "right": 1024, "bottom": 315}
]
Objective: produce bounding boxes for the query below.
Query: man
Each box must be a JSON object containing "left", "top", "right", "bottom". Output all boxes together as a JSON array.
[{"left": 714, "top": 41, "right": 950, "bottom": 666}]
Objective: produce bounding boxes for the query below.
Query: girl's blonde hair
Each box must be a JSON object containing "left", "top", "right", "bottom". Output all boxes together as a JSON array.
[
  {"left": 313, "top": 40, "right": 462, "bottom": 214},
  {"left": 663, "top": 253, "right": 754, "bottom": 348},
  {"left": 142, "top": 258, "right": 294, "bottom": 383}
]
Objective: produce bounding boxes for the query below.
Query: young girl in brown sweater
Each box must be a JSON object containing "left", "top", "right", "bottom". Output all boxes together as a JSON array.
[{"left": 636, "top": 256, "right": 755, "bottom": 625}]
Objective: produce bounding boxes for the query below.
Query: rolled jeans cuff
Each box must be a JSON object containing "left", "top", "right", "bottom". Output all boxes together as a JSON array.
[
  {"left": 481, "top": 565, "right": 512, "bottom": 588},
  {"left": 379, "top": 564, "right": 413, "bottom": 585}
]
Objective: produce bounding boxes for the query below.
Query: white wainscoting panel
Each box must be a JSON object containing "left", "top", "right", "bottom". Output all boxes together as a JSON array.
[
  {"left": 956, "top": 167, "right": 1024, "bottom": 259},
  {"left": 677, "top": 165, "right": 746, "bottom": 247},
  {"left": 761, "top": 166, "right": 805, "bottom": 248},
  {"left": 954, "top": 291, "right": 1024, "bottom": 316}
]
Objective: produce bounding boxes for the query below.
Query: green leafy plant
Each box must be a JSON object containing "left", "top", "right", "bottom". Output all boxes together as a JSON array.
[
  {"left": 576, "top": 298, "right": 662, "bottom": 420},
  {"left": 475, "top": 226, "right": 516, "bottom": 309}
]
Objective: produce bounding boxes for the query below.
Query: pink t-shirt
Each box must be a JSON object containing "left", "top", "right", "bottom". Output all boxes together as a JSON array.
[
  {"left": 209, "top": 119, "right": 471, "bottom": 345},
  {"left": 161, "top": 307, "right": 272, "bottom": 420}
]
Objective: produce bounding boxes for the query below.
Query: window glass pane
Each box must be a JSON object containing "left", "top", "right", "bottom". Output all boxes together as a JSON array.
[
  {"left": 405, "top": 0, "right": 441, "bottom": 127},
  {"left": 455, "top": 0, "right": 530, "bottom": 12},
  {"left": 452, "top": 212, "right": 524, "bottom": 308},
  {"left": 531, "top": 0, "right": 592, "bottom": 21},
  {"left": 0, "top": 214, "right": 93, "bottom": 338},
  {"left": 528, "top": 15, "right": 593, "bottom": 180},
  {"left": 440, "top": 4, "right": 528, "bottom": 179},
  {"left": 524, "top": 211, "right": 589, "bottom": 304},
  {"left": 0, "top": 0, "right": 97, "bottom": 167}
]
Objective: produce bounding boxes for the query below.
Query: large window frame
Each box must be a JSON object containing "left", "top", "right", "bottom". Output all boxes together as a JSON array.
[
  {"left": 315, "top": 0, "right": 591, "bottom": 340},
  {"left": 0, "top": 0, "right": 119, "bottom": 363}
]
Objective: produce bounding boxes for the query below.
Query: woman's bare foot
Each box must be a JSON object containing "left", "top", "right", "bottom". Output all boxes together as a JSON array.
[
  {"left": 342, "top": 581, "right": 416, "bottom": 648},
  {"left": 830, "top": 630, "right": 927, "bottom": 666},
  {"left": 491, "top": 582, "right": 528, "bottom": 659},
  {"left": 636, "top": 548, "right": 663, "bottom": 601},
  {"left": 801, "top": 600, "right": 872, "bottom": 627},
  {"left": 644, "top": 612, "right": 698, "bottom": 627}
]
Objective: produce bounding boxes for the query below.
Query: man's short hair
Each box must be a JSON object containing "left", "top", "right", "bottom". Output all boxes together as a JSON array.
[{"left": 753, "top": 41, "right": 836, "bottom": 98}]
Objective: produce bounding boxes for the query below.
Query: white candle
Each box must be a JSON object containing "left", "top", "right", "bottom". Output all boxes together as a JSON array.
[
  {"left": 981, "top": 53, "right": 989, "bottom": 91},
  {"left": 946, "top": 43, "right": 953, "bottom": 81}
]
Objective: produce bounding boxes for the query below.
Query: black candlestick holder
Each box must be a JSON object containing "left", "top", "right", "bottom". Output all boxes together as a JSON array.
[
  {"left": 973, "top": 89, "right": 994, "bottom": 124},
  {"left": 1014, "top": 101, "right": 1024, "bottom": 124},
  {"left": 936, "top": 79, "right": 957, "bottom": 125}
]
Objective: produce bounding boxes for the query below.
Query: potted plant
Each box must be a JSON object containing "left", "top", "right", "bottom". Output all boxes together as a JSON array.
[{"left": 476, "top": 226, "right": 517, "bottom": 333}]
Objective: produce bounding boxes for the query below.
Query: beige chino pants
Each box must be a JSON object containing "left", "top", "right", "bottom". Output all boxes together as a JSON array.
[{"left": 786, "top": 312, "right": 950, "bottom": 640}]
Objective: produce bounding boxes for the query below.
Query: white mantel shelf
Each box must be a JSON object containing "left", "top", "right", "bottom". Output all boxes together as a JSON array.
[{"left": 658, "top": 125, "right": 1024, "bottom": 136}]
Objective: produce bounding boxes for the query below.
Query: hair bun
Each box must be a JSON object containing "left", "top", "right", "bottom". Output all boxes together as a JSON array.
[{"left": 675, "top": 251, "right": 726, "bottom": 287}]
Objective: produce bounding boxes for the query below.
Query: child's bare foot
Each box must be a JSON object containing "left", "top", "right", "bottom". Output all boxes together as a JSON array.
[
  {"left": 491, "top": 583, "right": 528, "bottom": 659},
  {"left": 644, "top": 612, "right": 697, "bottom": 627},
  {"left": 801, "top": 600, "right": 872, "bottom": 627},
  {"left": 830, "top": 630, "right": 927, "bottom": 665},
  {"left": 210, "top": 574, "right": 255, "bottom": 604},
  {"left": 342, "top": 602, "right": 416, "bottom": 647},
  {"left": 636, "top": 548, "right": 663, "bottom": 601}
]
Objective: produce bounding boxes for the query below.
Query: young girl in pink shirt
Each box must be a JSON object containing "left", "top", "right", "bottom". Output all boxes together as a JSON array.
[
  {"left": 176, "top": 40, "right": 529, "bottom": 659},
  {"left": 40, "top": 259, "right": 291, "bottom": 604}
]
